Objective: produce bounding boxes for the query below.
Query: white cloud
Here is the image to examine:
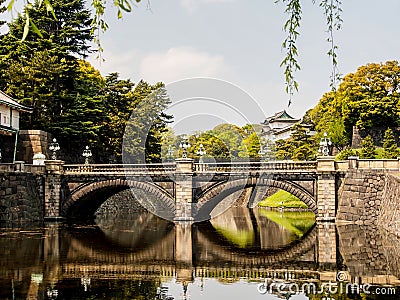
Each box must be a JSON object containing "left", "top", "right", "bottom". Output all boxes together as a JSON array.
[
  {"left": 139, "top": 47, "right": 230, "bottom": 84},
  {"left": 87, "top": 49, "right": 140, "bottom": 80}
]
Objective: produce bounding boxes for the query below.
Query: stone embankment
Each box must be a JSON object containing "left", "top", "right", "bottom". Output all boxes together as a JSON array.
[
  {"left": 337, "top": 170, "right": 400, "bottom": 236},
  {"left": 377, "top": 174, "right": 400, "bottom": 236},
  {"left": 337, "top": 170, "right": 385, "bottom": 224},
  {"left": 0, "top": 172, "right": 43, "bottom": 223}
]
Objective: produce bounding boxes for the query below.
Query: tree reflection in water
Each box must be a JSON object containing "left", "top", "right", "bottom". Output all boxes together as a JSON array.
[{"left": 207, "top": 207, "right": 315, "bottom": 250}]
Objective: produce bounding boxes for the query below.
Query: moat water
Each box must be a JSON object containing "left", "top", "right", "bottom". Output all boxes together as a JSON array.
[{"left": 0, "top": 207, "right": 399, "bottom": 300}]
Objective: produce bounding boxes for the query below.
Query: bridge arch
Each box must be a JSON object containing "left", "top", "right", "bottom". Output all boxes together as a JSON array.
[
  {"left": 61, "top": 179, "right": 175, "bottom": 219},
  {"left": 196, "top": 177, "right": 317, "bottom": 220},
  {"left": 196, "top": 225, "right": 318, "bottom": 265}
]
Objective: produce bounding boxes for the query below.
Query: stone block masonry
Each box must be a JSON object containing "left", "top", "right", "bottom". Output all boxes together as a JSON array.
[
  {"left": 337, "top": 224, "right": 400, "bottom": 280},
  {"left": 337, "top": 169, "right": 400, "bottom": 236},
  {"left": 337, "top": 170, "right": 385, "bottom": 225},
  {"left": 0, "top": 172, "right": 43, "bottom": 222},
  {"left": 17, "top": 130, "right": 51, "bottom": 163},
  {"left": 377, "top": 174, "right": 400, "bottom": 236}
]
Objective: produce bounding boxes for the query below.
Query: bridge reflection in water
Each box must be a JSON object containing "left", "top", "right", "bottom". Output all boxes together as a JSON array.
[{"left": 0, "top": 208, "right": 399, "bottom": 299}]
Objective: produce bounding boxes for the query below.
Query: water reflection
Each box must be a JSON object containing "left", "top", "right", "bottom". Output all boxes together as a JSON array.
[
  {"left": 0, "top": 208, "right": 399, "bottom": 300},
  {"left": 208, "top": 207, "right": 315, "bottom": 249}
]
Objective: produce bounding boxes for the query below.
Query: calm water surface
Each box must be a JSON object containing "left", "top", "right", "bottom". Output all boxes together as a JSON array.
[{"left": 0, "top": 207, "right": 399, "bottom": 300}]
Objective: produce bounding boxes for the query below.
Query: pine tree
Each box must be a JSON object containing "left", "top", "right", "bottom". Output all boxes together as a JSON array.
[
  {"left": 122, "top": 82, "right": 172, "bottom": 163},
  {"left": 0, "top": 0, "right": 6, "bottom": 29},
  {"left": 383, "top": 128, "right": 399, "bottom": 159},
  {"left": 360, "top": 135, "right": 377, "bottom": 159},
  {"left": 0, "top": 0, "right": 93, "bottom": 132}
]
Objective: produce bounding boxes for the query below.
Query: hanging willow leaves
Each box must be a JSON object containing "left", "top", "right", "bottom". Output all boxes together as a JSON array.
[
  {"left": 276, "top": 0, "right": 343, "bottom": 105},
  {"left": 320, "top": 0, "right": 343, "bottom": 90},
  {"left": 277, "top": 0, "right": 302, "bottom": 107}
]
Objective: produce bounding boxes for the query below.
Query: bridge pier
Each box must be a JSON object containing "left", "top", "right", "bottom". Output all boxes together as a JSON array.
[
  {"left": 174, "top": 158, "right": 195, "bottom": 221},
  {"left": 44, "top": 160, "right": 64, "bottom": 221},
  {"left": 175, "top": 221, "right": 194, "bottom": 295},
  {"left": 316, "top": 156, "right": 336, "bottom": 222},
  {"left": 317, "top": 223, "right": 337, "bottom": 270}
]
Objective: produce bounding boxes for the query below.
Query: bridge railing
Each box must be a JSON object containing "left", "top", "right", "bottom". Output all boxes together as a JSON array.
[
  {"left": 194, "top": 161, "right": 317, "bottom": 173},
  {"left": 335, "top": 158, "right": 400, "bottom": 171},
  {"left": 63, "top": 163, "right": 176, "bottom": 174}
]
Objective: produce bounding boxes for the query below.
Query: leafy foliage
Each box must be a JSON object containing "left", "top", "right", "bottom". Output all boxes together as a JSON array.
[
  {"left": 309, "top": 61, "right": 400, "bottom": 152},
  {"left": 238, "top": 132, "right": 261, "bottom": 158},
  {"left": 360, "top": 135, "right": 377, "bottom": 159},
  {"left": 0, "top": 0, "right": 6, "bottom": 29},
  {"left": 276, "top": 0, "right": 343, "bottom": 104},
  {"left": 0, "top": 0, "right": 170, "bottom": 163},
  {"left": 383, "top": 128, "right": 399, "bottom": 159},
  {"left": 123, "top": 83, "right": 172, "bottom": 163},
  {"left": 275, "top": 124, "right": 317, "bottom": 160},
  {"left": 339, "top": 61, "right": 400, "bottom": 132},
  {"left": 335, "top": 148, "right": 358, "bottom": 160}
]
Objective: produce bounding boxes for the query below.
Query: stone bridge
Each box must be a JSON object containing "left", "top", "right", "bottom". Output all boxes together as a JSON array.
[{"left": 1, "top": 156, "right": 399, "bottom": 222}]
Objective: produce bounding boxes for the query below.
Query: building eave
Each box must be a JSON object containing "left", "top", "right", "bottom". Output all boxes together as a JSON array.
[
  {"left": 0, "top": 124, "right": 18, "bottom": 136},
  {"left": 0, "top": 91, "right": 33, "bottom": 113}
]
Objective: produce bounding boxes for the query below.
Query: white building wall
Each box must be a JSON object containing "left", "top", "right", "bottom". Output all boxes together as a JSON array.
[
  {"left": 12, "top": 111, "right": 20, "bottom": 130},
  {"left": 0, "top": 104, "right": 10, "bottom": 127}
]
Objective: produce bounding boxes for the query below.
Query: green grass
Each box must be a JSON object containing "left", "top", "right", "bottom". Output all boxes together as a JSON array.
[
  {"left": 258, "top": 190, "right": 308, "bottom": 209},
  {"left": 213, "top": 226, "right": 254, "bottom": 248},
  {"left": 258, "top": 209, "right": 316, "bottom": 237}
]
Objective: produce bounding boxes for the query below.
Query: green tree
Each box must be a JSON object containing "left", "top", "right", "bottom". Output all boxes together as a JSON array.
[
  {"left": 211, "top": 124, "right": 244, "bottom": 157},
  {"left": 0, "top": 0, "right": 93, "bottom": 132},
  {"left": 0, "top": 0, "right": 6, "bottom": 29},
  {"left": 310, "top": 61, "right": 400, "bottom": 150},
  {"left": 238, "top": 132, "right": 261, "bottom": 158},
  {"left": 309, "top": 91, "right": 350, "bottom": 150},
  {"left": 275, "top": 124, "right": 317, "bottom": 160},
  {"left": 339, "top": 61, "right": 400, "bottom": 132},
  {"left": 160, "top": 126, "right": 177, "bottom": 161},
  {"left": 123, "top": 83, "right": 172, "bottom": 163},
  {"left": 189, "top": 131, "right": 230, "bottom": 160},
  {"left": 383, "top": 128, "right": 399, "bottom": 159},
  {"left": 360, "top": 135, "right": 377, "bottom": 159},
  {"left": 52, "top": 60, "right": 107, "bottom": 160},
  {"left": 100, "top": 73, "right": 137, "bottom": 162}
]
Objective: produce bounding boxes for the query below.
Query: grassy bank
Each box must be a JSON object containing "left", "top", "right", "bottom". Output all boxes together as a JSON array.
[{"left": 258, "top": 190, "right": 308, "bottom": 209}]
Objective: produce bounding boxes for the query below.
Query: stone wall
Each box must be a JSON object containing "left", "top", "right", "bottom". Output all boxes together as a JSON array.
[
  {"left": 17, "top": 130, "right": 51, "bottom": 163},
  {"left": 337, "top": 224, "right": 400, "bottom": 281},
  {"left": 337, "top": 170, "right": 385, "bottom": 224},
  {"left": 94, "top": 189, "right": 147, "bottom": 217},
  {"left": 351, "top": 125, "right": 400, "bottom": 148},
  {"left": 377, "top": 174, "right": 400, "bottom": 235},
  {"left": 0, "top": 172, "right": 43, "bottom": 223}
]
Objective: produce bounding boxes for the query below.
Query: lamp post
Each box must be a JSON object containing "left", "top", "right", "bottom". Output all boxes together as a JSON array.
[
  {"left": 318, "top": 132, "right": 332, "bottom": 156},
  {"left": 82, "top": 146, "right": 92, "bottom": 165},
  {"left": 196, "top": 143, "right": 206, "bottom": 163},
  {"left": 167, "top": 145, "right": 174, "bottom": 161},
  {"left": 48, "top": 138, "right": 60, "bottom": 160},
  {"left": 0, "top": 148, "right": 2, "bottom": 163},
  {"left": 179, "top": 138, "right": 191, "bottom": 158}
]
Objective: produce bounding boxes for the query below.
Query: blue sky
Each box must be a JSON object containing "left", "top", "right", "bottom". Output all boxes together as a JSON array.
[
  {"left": 86, "top": 0, "right": 400, "bottom": 133},
  {"left": 5, "top": 1, "right": 400, "bottom": 133}
]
